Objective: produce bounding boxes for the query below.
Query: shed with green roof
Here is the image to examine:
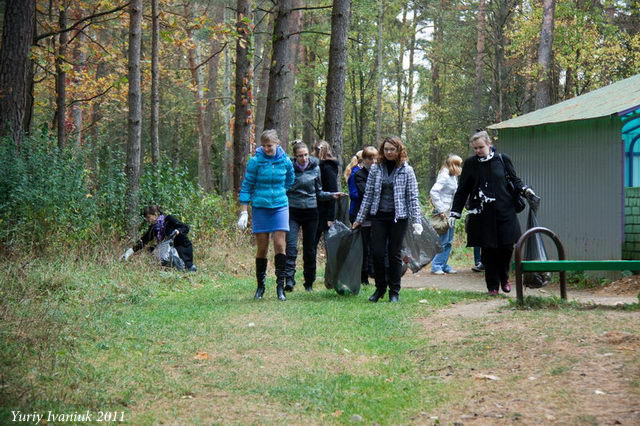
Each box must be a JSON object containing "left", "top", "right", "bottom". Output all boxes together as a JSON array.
[{"left": 488, "top": 74, "right": 640, "bottom": 262}]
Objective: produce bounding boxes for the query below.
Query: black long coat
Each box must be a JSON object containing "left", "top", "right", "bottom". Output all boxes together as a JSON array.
[
  {"left": 451, "top": 152, "right": 527, "bottom": 248},
  {"left": 317, "top": 159, "right": 339, "bottom": 221}
]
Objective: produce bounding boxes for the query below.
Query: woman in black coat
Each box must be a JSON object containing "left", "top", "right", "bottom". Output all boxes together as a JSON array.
[
  {"left": 121, "top": 205, "right": 195, "bottom": 271},
  {"left": 312, "top": 140, "right": 340, "bottom": 247},
  {"left": 449, "top": 131, "right": 536, "bottom": 295}
]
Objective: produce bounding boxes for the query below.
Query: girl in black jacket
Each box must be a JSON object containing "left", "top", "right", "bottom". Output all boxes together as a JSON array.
[
  {"left": 312, "top": 140, "right": 340, "bottom": 247},
  {"left": 121, "top": 205, "right": 195, "bottom": 271},
  {"left": 449, "top": 131, "right": 536, "bottom": 295}
]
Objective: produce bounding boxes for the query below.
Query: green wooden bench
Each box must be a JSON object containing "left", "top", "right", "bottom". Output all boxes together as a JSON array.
[{"left": 513, "top": 227, "right": 640, "bottom": 304}]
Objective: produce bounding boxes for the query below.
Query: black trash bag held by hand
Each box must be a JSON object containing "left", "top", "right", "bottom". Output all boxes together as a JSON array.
[
  {"left": 324, "top": 221, "right": 363, "bottom": 295},
  {"left": 523, "top": 200, "right": 550, "bottom": 288},
  {"left": 402, "top": 216, "right": 442, "bottom": 273}
]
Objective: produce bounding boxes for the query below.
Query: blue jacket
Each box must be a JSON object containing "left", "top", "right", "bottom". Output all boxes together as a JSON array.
[
  {"left": 348, "top": 165, "right": 361, "bottom": 216},
  {"left": 239, "top": 146, "right": 295, "bottom": 208}
]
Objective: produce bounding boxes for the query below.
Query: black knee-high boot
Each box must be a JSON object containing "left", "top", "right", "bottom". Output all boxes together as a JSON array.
[
  {"left": 255, "top": 258, "right": 267, "bottom": 300},
  {"left": 275, "top": 253, "right": 286, "bottom": 301}
]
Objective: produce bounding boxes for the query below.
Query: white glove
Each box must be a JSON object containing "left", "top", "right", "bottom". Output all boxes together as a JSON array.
[
  {"left": 525, "top": 188, "right": 535, "bottom": 197},
  {"left": 120, "top": 248, "right": 134, "bottom": 262},
  {"left": 448, "top": 217, "right": 457, "bottom": 229},
  {"left": 237, "top": 211, "right": 248, "bottom": 230},
  {"left": 412, "top": 223, "right": 423, "bottom": 235}
]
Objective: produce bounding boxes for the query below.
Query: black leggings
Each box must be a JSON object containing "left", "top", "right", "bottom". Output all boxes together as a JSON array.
[
  {"left": 370, "top": 217, "right": 408, "bottom": 294},
  {"left": 482, "top": 245, "right": 513, "bottom": 291}
]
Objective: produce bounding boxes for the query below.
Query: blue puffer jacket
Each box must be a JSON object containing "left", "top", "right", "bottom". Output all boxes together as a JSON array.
[{"left": 239, "top": 146, "right": 295, "bottom": 208}]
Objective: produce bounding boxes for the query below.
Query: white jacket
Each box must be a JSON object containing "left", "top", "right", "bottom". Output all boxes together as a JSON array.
[{"left": 430, "top": 168, "right": 458, "bottom": 213}]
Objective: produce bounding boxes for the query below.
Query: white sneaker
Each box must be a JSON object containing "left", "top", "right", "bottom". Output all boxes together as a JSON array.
[
  {"left": 445, "top": 269, "right": 458, "bottom": 274},
  {"left": 431, "top": 270, "right": 445, "bottom": 275}
]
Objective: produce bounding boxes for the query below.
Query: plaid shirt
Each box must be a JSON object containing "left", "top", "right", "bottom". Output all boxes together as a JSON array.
[{"left": 356, "top": 162, "right": 422, "bottom": 224}]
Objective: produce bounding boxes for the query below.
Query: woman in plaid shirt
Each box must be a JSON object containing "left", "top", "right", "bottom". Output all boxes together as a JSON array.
[{"left": 352, "top": 136, "right": 423, "bottom": 303}]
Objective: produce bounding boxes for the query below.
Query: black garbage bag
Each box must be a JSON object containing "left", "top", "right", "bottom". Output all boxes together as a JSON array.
[
  {"left": 401, "top": 216, "right": 442, "bottom": 273},
  {"left": 523, "top": 198, "right": 550, "bottom": 288},
  {"left": 335, "top": 196, "right": 351, "bottom": 226},
  {"left": 324, "top": 221, "right": 363, "bottom": 295}
]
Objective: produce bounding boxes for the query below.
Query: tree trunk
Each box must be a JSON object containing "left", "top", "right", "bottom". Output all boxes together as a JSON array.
[
  {"left": 254, "top": 12, "right": 273, "bottom": 142},
  {"left": 534, "top": 0, "right": 556, "bottom": 110},
  {"left": 56, "top": 4, "right": 68, "bottom": 149},
  {"left": 374, "top": 0, "right": 384, "bottom": 144},
  {"left": 233, "top": 0, "right": 252, "bottom": 195},
  {"left": 0, "top": 0, "right": 35, "bottom": 147},
  {"left": 473, "top": 0, "right": 487, "bottom": 130},
  {"left": 280, "top": 0, "right": 302, "bottom": 147},
  {"left": 520, "top": 44, "right": 534, "bottom": 113},
  {"left": 264, "top": 0, "right": 295, "bottom": 151},
  {"left": 126, "top": 0, "right": 143, "bottom": 237},
  {"left": 185, "top": 2, "right": 213, "bottom": 192},
  {"left": 204, "top": 1, "right": 225, "bottom": 191},
  {"left": 323, "top": 0, "right": 351, "bottom": 167},
  {"left": 302, "top": 45, "right": 316, "bottom": 145},
  {"left": 150, "top": 0, "right": 160, "bottom": 170},
  {"left": 404, "top": 13, "right": 418, "bottom": 139},
  {"left": 395, "top": 6, "right": 408, "bottom": 137},
  {"left": 71, "top": 8, "right": 85, "bottom": 146},
  {"left": 221, "top": 2, "right": 234, "bottom": 194}
]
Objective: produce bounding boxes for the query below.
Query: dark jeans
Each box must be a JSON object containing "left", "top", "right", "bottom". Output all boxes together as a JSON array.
[
  {"left": 361, "top": 226, "right": 374, "bottom": 281},
  {"left": 285, "top": 208, "right": 319, "bottom": 286},
  {"left": 482, "top": 245, "right": 513, "bottom": 291},
  {"left": 473, "top": 247, "right": 482, "bottom": 265},
  {"left": 370, "top": 215, "right": 408, "bottom": 295}
]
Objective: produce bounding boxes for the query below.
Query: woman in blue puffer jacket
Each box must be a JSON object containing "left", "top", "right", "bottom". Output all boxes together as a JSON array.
[{"left": 237, "top": 129, "right": 295, "bottom": 301}]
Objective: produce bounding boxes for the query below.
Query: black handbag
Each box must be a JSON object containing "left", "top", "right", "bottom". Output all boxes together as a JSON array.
[{"left": 498, "top": 154, "right": 526, "bottom": 213}]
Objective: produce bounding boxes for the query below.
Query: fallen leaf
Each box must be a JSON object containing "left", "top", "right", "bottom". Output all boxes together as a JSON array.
[
  {"left": 385, "top": 377, "right": 394, "bottom": 382},
  {"left": 419, "top": 299, "right": 428, "bottom": 304},
  {"left": 332, "top": 410, "right": 343, "bottom": 417},
  {"left": 475, "top": 374, "right": 501, "bottom": 381},
  {"left": 194, "top": 352, "right": 209, "bottom": 360}
]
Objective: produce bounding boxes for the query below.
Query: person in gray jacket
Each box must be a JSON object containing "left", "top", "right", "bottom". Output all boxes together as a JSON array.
[{"left": 285, "top": 141, "right": 346, "bottom": 292}]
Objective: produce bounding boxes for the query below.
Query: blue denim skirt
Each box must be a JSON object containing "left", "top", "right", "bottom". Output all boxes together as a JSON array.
[{"left": 252, "top": 205, "right": 290, "bottom": 234}]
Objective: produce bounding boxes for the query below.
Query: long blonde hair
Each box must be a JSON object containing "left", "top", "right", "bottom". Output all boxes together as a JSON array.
[
  {"left": 313, "top": 140, "right": 335, "bottom": 161},
  {"left": 441, "top": 154, "right": 463, "bottom": 176},
  {"left": 344, "top": 150, "right": 363, "bottom": 181}
]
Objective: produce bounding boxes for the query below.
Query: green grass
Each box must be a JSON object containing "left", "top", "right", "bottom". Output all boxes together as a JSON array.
[{"left": 0, "top": 253, "right": 485, "bottom": 424}]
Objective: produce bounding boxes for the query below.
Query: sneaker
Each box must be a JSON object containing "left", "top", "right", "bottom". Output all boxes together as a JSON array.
[
  {"left": 488, "top": 290, "right": 499, "bottom": 296},
  {"left": 472, "top": 263, "right": 484, "bottom": 272},
  {"left": 444, "top": 269, "right": 458, "bottom": 274},
  {"left": 501, "top": 281, "right": 512, "bottom": 293},
  {"left": 431, "top": 270, "right": 445, "bottom": 275},
  {"left": 188, "top": 265, "right": 197, "bottom": 272}
]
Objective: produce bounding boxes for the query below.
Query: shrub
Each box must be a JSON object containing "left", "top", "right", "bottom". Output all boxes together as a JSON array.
[{"left": 0, "top": 133, "right": 237, "bottom": 253}]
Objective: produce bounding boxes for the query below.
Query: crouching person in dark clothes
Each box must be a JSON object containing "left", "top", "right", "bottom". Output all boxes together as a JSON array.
[{"left": 120, "top": 205, "right": 196, "bottom": 271}]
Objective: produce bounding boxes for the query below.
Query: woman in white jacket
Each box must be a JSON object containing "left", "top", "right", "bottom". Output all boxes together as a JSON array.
[{"left": 430, "top": 154, "right": 463, "bottom": 274}]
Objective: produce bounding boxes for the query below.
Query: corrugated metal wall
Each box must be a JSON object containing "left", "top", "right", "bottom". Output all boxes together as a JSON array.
[{"left": 499, "top": 116, "right": 623, "bottom": 261}]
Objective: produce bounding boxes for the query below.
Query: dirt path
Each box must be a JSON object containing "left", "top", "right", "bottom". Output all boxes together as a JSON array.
[
  {"left": 402, "top": 267, "right": 639, "bottom": 306},
  {"left": 406, "top": 267, "right": 640, "bottom": 425}
]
